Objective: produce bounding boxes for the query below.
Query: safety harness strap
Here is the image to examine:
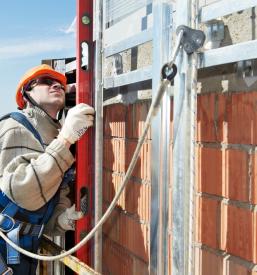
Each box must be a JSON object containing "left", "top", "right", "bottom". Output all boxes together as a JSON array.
[
  {"left": 0, "top": 112, "right": 46, "bottom": 267},
  {"left": 0, "top": 253, "right": 12, "bottom": 274},
  {"left": 8, "top": 112, "right": 44, "bottom": 148}
]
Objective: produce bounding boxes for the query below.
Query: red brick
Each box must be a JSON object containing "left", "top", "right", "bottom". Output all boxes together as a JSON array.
[
  {"left": 168, "top": 184, "right": 172, "bottom": 231},
  {"left": 194, "top": 247, "right": 223, "bottom": 275},
  {"left": 103, "top": 171, "right": 151, "bottom": 222},
  {"left": 253, "top": 211, "right": 257, "bottom": 263},
  {"left": 226, "top": 205, "right": 253, "bottom": 262},
  {"left": 103, "top": 238, "right": 133, "bottom": 275},
  {"left": 195, "top": 196, "right": 200, "bottom": 244},
  {"left": 103, "top": 207, "right": 149, "bottom": 262},
  {"left": 170, "top": 99, "right": 174, "bottom": 143},
  {"left": 251, "top": 153, "right": 257, "bottom": 204},
  {"left": 124, "top": 181, "right": 150, "bottom": 222},
  {"left": 102, "top": 238, "right": 148, "bottom": 275},
  {"left": 127, "top": 102, "right": 151, "bottom": 140},
  {"left": 112, "top": 173, "right": 125, "bottom": 208},
  {"left": 196, "top": 197, "right": 221, "bottom": 249},
  {"left": 196, "top": 147, "right": 223, "bottom": 196},
  {"left": 225, "top": 257, "right": 251, "bottom": 275},
  {"left": 103, "top": 138, "right": 126, "bottom": 173},
  {"left": 226, "top": 92, "right": 257, "bottom": 145},
  {"left": 220, "top": 202, "right": 227, "bottom": 251},
  {"left": 104, "top": 104, "right": 127, "bottom": 138},
  {"left": 125, "top": 140, "right": 151, "bottom": 181},
  {"left": 103, "top": 138, "right": 112, "bottom": 170},
  {"left": 132, "top": 257, "right": 149, "bottom": 275},
  {"left": 225, "top": 149, "right": 249, "bottom": 202},
  {"left": 168, "top": 234, "right": 172, "bottom": 275},
  {"left": 197, "top": 93, "right": 226, "bottom": 143},
  {"left": 103, "top": 170, "right": 113, "bottom": 202}
]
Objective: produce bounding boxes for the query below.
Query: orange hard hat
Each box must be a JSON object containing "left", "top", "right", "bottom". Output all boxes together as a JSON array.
[{"left": 16, "top": 64, "right": 67, "bottom": 109}]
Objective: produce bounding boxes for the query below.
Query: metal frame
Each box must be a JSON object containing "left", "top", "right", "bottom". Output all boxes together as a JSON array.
[
  {"left": 150, "top": 2, "right": 172, "bottom": 274},
  {"left": 172, "top": 0, "right": 198, "bottom": 274},
  {"left": 91, "top": 0, "right": 257, "bottom": 274},
  {"left": 171, "top": 1, "right": 257, "bottom": 275},
  {"left": 94, "top": 0, "right": 104, "bottom": 273},
  {"left": 104, "top": 6, "right": 153, "bottom": 48},
  {"left": 104, "top": 28, "right": 152, "bottom": 57},
  {"left": 104, "top": 66, "right": 152, "bottom": 89},
  {"left": 199, "top": 39, "right": 257, "bottom": 68},
  {"left": 200, "top": 0, "right": 257, "bottom": 23},
  {"left": 103, "top": 3, "right": 153, "bottom": 90},
  {"left": 199, "top": 1, "right": 257, "bottom": 69},
  {"left": 105, "top": 0, "right": 152, "bottom": 25}
]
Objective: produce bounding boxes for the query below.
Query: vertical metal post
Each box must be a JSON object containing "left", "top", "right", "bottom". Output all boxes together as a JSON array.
[
  {"left": 150, "top": 1, "right": 172, "bottom": 274},
  {"left": 53, "top": 236, "right": 65, "bottom": 275},
  {"left": 172, "top": 0, "right": 198, "bottom": 274},
  {"left": 188, "top": 0, "right": 198, "bottom": 274},
  {"left": 94, "top": 0, "right": 103, "bottom": 273}
]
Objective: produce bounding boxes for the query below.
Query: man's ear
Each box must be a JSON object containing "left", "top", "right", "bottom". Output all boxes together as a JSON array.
[{"left": 22, "top": 94, "right": 30, "bottom": 108}]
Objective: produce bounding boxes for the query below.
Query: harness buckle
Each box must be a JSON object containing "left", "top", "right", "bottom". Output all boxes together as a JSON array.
[
  {"left": 2, "top": 267, "right": 13, "bottom": 275},
  {"left": 0, "top": 214, "right": 15, "bottom": 233},
  {"left": 38, "top": 224, "right": 45, "bottom": 238}
]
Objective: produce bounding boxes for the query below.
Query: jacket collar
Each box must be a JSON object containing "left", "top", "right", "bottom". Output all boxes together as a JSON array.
[{"left": 22, "top": 106, "right": 61, "bottom": 145}]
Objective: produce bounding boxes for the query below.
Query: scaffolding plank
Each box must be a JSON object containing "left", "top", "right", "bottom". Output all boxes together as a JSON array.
[
  {"left": 40, "top": 236, "right": 100, "bottom": 275},
  {"left": 104, "top": 28, "right": 152, "bottom": 57},
  {"left": 198, "top": 40, "right": 257, "bottom": 68},
  {"left": 200, "top": 0, "right": 257, "bottom": 22},
  {"left": 104, "top": 66, "right": 152, "bottom": 88}
]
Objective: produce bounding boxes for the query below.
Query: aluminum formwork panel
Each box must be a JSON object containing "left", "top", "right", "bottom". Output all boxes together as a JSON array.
[
  {"left": 105, "top": 0, "right": 152, "bottom": 26},
  {"left": 104, "top": 5, "right": 153, "bottom": 50},
  {"left": 104, "top": 28, "right": 153, "bottom": 58},
  {"left": 103, "top": 66, "right": 152, "bottom": 89},
  {"left": 150, "top": 2, "right": 173, "bottom": 275},
  {"left": 200, "top": 0, "right": 257, "bottom": 23},
  {"left": 199, "top": 0, "right": 257, "bottom": 68},
  {"left": 199, "top": 40, "right": 257, "bottom": 68},
  {"left": 103, "top": 3, "right": 153, "bottom": 89}
]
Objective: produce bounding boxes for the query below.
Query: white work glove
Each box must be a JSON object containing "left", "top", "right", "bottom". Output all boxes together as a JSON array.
[
  {"left": 57, "top": 204, "right": 84, "bottom": 231},
  {"left": 59, "top": 103, "right": 95, "bottom": 144}
]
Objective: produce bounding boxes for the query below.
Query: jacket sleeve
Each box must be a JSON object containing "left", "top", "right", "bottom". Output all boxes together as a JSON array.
[
  {"left": 43, "top": 185, "right": 71, "bottom": 236},
  {"left": 0, "top": 125, "right": 75, "bottom": 211}
]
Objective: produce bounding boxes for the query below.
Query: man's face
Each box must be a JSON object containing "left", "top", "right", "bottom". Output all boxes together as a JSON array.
[{"left": 26, "top": 77, "right": 65, "bottom": 112}]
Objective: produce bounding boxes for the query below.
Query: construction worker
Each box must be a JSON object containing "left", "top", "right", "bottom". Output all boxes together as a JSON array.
[{"left": 0, "top": 64, "right": 94, "bottom": 274}]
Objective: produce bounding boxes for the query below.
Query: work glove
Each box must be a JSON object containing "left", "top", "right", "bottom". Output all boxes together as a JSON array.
[
  {"left": 59, "top": 103, "right": 95, "bottom": 144},
  {"left": 57, "top": 204, "right": 84, "bottom": 231}
]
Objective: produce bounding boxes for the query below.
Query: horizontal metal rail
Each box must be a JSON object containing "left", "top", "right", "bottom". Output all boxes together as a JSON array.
[
  {"left": 198, "top": 39, "right": 257, "bottom": 68},
  {"left": 105, "top": 0, "right": 152, "bottom": 24},
  {"left": 200, "top": 0, "right": 257, "bottom": 22},
  {"left": 65, "top": 60, "right": 76, "bottom": 73},
  {"left": 104, "top": 65, "right": 152, "bottom": 88},
  {"left": 104, "top": 28, "right": 152, "bottom": 57},
  {"left": 104, "top": 6, "right": 152, "bottom": 47},
  {"left": 40, "top": 236, "right": 100, "bottom": 275}
]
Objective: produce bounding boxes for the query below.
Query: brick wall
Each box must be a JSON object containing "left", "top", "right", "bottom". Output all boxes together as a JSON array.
[
  {"left": 103, "top": 102, "right": 151, "bottom": 275},
  {"left": 196, "top": 92, "right": 257, "bottom": 274},
  {"left": 102, "top": 92, "right": 257, "bottom": 274}
]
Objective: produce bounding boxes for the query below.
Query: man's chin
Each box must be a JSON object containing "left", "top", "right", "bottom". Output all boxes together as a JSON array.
[{"left": 48, "top": 100, "right": 65, "bottom": 111}]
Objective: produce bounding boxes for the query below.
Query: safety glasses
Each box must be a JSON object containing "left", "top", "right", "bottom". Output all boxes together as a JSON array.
[{"left": 27, "top": 77, "right": 65, "bottom": 91}]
